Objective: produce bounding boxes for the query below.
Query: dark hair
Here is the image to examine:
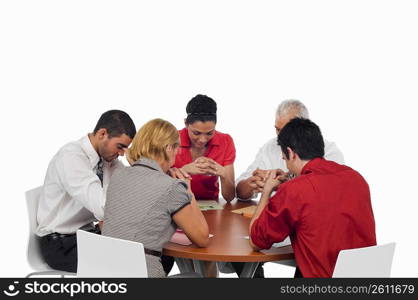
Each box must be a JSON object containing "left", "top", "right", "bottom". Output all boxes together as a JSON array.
[
  {"left": 277, "top": 118, "right": 325, "bottom": 160},
  {"left": 93, "top": 110, "right": 136, "bottom": 139},
  {"left": 185, "top": 94, "right": 217, "bottom": 124}
]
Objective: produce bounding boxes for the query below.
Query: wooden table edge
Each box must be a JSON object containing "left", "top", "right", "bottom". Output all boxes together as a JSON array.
[{"left": 163, "top": 244, "right": 295, "bottom": 262}]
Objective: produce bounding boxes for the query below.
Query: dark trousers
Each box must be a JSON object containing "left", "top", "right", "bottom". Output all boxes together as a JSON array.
[
  {"left": 161, "top": 255, "right": 175, "bottom": 275},
  {"left": 40, "top": 233, "right": 78, "bottom": 273},
  {"left": 40, "top": 226, "right": 101, "bottom": 273},
  {"left": 230, "top": 262, "right": 265, "bottom": 278},
  {"left": 294, "top": 267, "right": 303, "bottom": 278}
]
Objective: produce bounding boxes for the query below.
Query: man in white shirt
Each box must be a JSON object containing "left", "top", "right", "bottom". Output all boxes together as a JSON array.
[
  {"left": 232, "top": 100, "right": 344, "bottom": 277},
  {"left": 37, "top": 110, "right": 136, "bottom": 272},
  {"left": 236, "top": 100, "right": 344, "bottom": 200}
]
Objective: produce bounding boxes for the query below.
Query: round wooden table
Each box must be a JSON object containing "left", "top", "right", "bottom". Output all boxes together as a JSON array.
[{"left": 163, "top": 199, "right": 294, "bottom": 277}]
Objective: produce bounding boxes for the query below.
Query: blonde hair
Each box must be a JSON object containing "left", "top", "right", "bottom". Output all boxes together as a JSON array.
[{"left": 129, "top": 118, "right": 179, "bottom": 163}]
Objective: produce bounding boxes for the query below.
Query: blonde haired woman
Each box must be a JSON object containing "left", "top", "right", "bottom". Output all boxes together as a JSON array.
[{"left": 103, "top": 118, "right": 209, "bottom": 277}]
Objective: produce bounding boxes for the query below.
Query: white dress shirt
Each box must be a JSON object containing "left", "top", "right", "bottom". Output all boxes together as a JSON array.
[
  {"left": 236, "top": 137, "right": 344, "bottom": 199},
  {"left": 36, "top": 135, "right": 124, "bottom": 236}
]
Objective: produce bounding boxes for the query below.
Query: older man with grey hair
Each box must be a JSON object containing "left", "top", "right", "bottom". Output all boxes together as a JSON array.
[{"left": 236, "top": 99, "right": 344, "bottom": 200}]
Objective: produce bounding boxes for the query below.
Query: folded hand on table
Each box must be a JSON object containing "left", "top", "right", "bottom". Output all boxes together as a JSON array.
[{"left": 181, "top": 157, "right": 226, "bottom": 178}]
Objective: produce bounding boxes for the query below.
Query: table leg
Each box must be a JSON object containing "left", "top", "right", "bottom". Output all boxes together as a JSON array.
[{"left": 239, "top": 262, "right": 259, "bottom": 278}]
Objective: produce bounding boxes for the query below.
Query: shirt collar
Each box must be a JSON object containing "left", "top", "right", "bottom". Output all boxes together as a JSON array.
[
  {"left": 179, "top": 127, "right": 220, "bottom": 148},
  {"left": 80, "top": 135, "right": 101, "bottom": 169},
  {"left": 301, "top": 157, "right": 324, "bottom": 175},
  {"left": 132, "top": 157, "right": 164, "bottom": 173}
]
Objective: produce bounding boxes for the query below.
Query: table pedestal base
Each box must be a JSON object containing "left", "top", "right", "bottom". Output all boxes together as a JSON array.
[{"left": 175, "top": 258, "right": 260, "bottom": 278}]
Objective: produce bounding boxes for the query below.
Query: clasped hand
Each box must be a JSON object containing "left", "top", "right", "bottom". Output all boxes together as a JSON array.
[
  {"left": 181, "top": 157, "right": 226, "bottom": 177},
  {"left": 248, "top": 168, "right": 289, "bottom": 193}
]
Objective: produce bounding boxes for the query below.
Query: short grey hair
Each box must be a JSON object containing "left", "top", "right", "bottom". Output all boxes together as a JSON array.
[{"left": 276, "top": 99, "right": 310, "bottom": 119}]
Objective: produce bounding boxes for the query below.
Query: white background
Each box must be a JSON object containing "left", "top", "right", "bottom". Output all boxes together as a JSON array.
[{"left": 0, "top": 0, "right": 417, "bottom": 277}]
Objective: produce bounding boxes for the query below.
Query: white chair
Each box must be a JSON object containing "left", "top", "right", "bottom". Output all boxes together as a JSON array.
[
  {"left": 76, "top": 230, "right": 148, "bottom": 277},
  {"left": 25, "top": 186, "right": 75, "bottom": 277},
  {"left": 332, "top": 243, "right": 396, "bottom": 277}
]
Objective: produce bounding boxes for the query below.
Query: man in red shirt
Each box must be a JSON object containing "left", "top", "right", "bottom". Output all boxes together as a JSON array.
[{"left": 249, "top": 118, "right": 376, "bottom": 277}]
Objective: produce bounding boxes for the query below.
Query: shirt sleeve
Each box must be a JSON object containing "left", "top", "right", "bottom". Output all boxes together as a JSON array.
[
  {"left": 165, "top": 180, "right": 192, "bottom": 216},
  {"left": 55, "top": 151, "right": 105, "bottom": 220},
  {"left": 222, "top": 134, "right": 236, "bottom": 166},
  {"left": 235, "top": 139, "right": 275, "bottom": 185},
  {"left": 324, "top": 140, "right": 345, "bottom": 164},
  {"left": 236, "top": 149, "right": 263, "bottom": 185},
  {"left": 250, "top": 183, "right": 300, "bottom": 249}
]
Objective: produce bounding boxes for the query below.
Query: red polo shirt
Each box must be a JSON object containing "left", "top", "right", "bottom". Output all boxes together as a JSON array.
[
  {"left": 174, "top": 127, "right": 236, "bottom": 200},
  {"left": 251, "top": 158, "right": 376, "bottom": 277}
]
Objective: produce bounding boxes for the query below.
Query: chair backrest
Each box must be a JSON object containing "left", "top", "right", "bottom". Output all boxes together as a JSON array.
[
  {"left": 332, "top": 243, "right": 396, "bottom": 277},
  {"left": 76, "top": 230, "right": 148, "bottom": 277},
  {"left": 25, "top": 186, "right": 53, "bottom": 271}
]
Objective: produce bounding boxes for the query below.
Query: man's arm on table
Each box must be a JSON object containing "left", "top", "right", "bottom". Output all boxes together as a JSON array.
[
  {"left": 248, "top": 186, "right": 273, "bottom": 250},
  {"left": 249, "top": 171, "right": 289, "bottom": 251},
  {"left": 236, "top": 139, "right": 282, "bottom": 200},
  {"left": 236, "top": 145, "right": 268, "bottom": 200},
  {"left": 249, "top": 171, "right": 282, "bottom": 250}
]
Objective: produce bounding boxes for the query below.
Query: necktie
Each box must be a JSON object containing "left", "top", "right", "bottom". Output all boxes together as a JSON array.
[{"left": 96, "top": 158, "right": 104, "bottom": 186}]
